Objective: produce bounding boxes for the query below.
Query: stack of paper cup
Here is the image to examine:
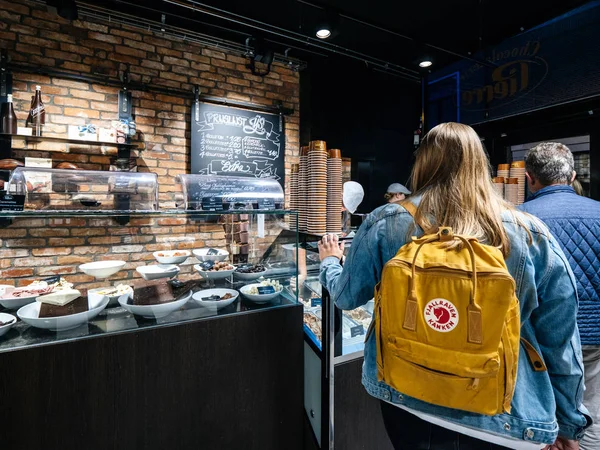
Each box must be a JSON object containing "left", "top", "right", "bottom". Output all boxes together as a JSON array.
[
  {"left": 298, "top": 146, "right": 309, "bottom": 232},
  {"left": 307, "top": 140, "right": 328, "bottom": 235},
  {"left": 326, "top": 149, "right": 343, "bottom": 234},
  {"left": 290, "top": 163, "right": 299, "bottom": 230},
  {"left": 505, "top": 177, "right": 519, "bottom": 205},
  {"left": 510, "top": 161, "right": 526, "bottom": 205},
  {"left": 492, "top": 177, "right": 505, "bottom": 197},
  {"left": 497, "top": 164, "right": 510, "bottom": 180}
]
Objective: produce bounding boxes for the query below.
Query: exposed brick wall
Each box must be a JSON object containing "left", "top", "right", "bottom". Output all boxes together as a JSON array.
[{"left": 0, "top": 0, "right": 300, "bottom": 286}]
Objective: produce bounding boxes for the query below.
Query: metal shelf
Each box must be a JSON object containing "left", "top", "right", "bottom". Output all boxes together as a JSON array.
[{"left": 0, "top": 133, "right": 140, "bottom": 149}]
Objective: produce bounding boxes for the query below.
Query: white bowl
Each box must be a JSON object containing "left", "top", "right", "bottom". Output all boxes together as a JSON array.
[
  {"left": 194, "top": 264, "right": 235, "bottom": 280},
  {"left": 192, "top": 289, "right": 239, "bottom": 310},
  {"left": 88, "top": 286, "right": 133, "bottom": 307},
  {"left": 118, "top": 290, "right": 192, "bottom": 319},
  {"left": 136, "top": 264, "right": 180, "bottom": 281},
  {"left": 0, "top": 284, "right": 37, "bottom": 310},
  {"left": 0, "top": 312, "right": 17, "bottom": 337},
  {"left": 79, "top": 261, "right": 126, "bottom": 279},
  {"left": 192, "top": 248, "right": 229, "bottom": 262},
  {"left": 240, "top": 283, "right": 283, "bottom": 303},
  {"left": 234, "top": 269, "right": 267, "bottom": 281},
  {"left": 153, "top": 250, "right": 191, "bottom": 265},
  {"left": 17, "top": 297, "right": 109, "bottom": 331}
]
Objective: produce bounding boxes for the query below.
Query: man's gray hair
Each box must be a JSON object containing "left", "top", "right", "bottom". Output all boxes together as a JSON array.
[{"left": 525, "top": 142, "right": 575, "bottom": 186}]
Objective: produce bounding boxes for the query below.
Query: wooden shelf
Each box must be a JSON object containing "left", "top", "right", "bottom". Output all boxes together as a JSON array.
[{"left": 0, "top": 133, "right": 139, "bottom": 149}]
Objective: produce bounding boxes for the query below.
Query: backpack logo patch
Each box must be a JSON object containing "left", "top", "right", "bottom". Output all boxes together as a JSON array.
[{"left": 424, "top": 299, "right": 459, "bottom": 332}]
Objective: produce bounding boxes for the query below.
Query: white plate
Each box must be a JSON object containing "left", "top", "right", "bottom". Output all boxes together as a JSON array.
[
  {"left": 17, "top": 297, "right": 109, "bottom": 331},
  {"left": 152, "top": 250, "right": 191, "bottom": 265},
  {"left": 118, "top": 290, "right": 192, "bottom": 319},
  {"left": 88, "top": 286, "right": 133, "bottom": 307},
  {"left": 192, "top": 248, "right": 229, "bottom": 262},
  {"left": 193, "top": 264, "right": 235, "bottom": 280},
  {"left": 234, "top": 269, "right": 267, "bottom": 281},
  {"left": 0, "top": 285, "right": 38, "bottom": 310},
  {"left": 136, "top": 264, "right": 180, "bottom": 281},
  {"left": 0, "top": 312, "right": 17, "bottom": 337},
  {"left": 240, "top": 283, "right": 283, "bottom": 303},
  {"left": 192, "top": 289, "right": 239, "bottom": 310},
  {"left": 79, "top": 261, "right": 126, "bottom": 279}
]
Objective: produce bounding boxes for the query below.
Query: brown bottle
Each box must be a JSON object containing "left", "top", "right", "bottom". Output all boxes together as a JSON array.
[
  {"left": 26, "top": 85, "right": 45, "bottom": 136},
  {"left": 1, "top": 94, "right": 18, "bottom": 135}
]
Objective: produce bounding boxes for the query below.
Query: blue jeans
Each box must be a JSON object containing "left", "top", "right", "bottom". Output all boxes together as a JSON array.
[{"left": 380, "top": 401, "right": 506, "bottom": 450}]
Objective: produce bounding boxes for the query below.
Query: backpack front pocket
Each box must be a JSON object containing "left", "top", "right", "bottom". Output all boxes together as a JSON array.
[{"left": 384, "top": 336, "right": 504, "bottom": 415}]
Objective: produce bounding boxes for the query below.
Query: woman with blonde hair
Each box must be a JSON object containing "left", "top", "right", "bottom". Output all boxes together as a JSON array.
[{"left": 319, "top": 123, "right": 590, "bottom": 449}]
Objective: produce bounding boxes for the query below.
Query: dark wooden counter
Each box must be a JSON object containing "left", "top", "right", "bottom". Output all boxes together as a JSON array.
[{"left": 0, "top": 304, "right": 304, "bottom": 450}]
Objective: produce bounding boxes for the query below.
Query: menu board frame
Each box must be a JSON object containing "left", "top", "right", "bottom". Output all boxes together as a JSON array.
[{"left": 190, "top": 101, "right": 286, "bottom": 190}]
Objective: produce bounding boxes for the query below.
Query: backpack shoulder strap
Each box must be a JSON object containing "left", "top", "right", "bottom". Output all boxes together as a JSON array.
[{"left": 395, "top": 199, "right": 417, "bottom": 218}]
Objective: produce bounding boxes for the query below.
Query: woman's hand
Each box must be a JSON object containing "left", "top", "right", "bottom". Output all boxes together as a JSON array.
[
  {"left": 318, "top": 233, "right": 344, "bottom": 262},
  {"left": 542, "top": 437, "right": 579, "bottom": 450}
]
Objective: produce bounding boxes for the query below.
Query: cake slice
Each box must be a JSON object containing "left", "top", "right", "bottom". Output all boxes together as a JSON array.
[{"left": 38, "top": 288, "right": 89, "bottom": 318}]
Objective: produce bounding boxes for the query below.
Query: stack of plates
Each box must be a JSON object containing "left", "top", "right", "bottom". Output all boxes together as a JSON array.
[
  {"left": 497, "top": 163, "right": 510, "bottom": 180},
  {"left": 492, "top": 176, "right": 505, "bottom": 197},
  {"left": 289, "top": 164, "right": 299, "bottom": 231},
  {"left": 510, "top": 161, "right": 526, "bottom": 205},
  {"left": 307, "top": 140, "right": 328, "bottom": 236},
  {"left": 327, "top": 149, "right": 343, "bottom": 234},
  {"left": 505, "top": 177, "right": 519, "bottom": 205},
  {"left": 298, "top": 146, "right": 309, "bottom": 232}
]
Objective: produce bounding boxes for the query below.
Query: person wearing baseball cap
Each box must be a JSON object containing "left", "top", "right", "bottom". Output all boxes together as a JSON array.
[{"left": 384, "top": 183, "right": 411, "bottom": 203}]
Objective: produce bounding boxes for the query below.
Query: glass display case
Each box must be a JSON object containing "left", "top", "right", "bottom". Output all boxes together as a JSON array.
[
  {"left": 175, "top": 174, "right": 284, "bottom": 211},
  {"left": 7, "top": 167, "right": 159, "bottom": 211},
  {"left": 0, "top": 209, "right": 298, "bottom": 353}
]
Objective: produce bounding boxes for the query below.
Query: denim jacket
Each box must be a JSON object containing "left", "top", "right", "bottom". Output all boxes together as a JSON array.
[{"left": 320, "top": 201, "right": 591, "bottom": 444}]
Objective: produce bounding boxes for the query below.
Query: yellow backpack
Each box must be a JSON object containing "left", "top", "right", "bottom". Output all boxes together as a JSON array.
[{"left": 372, "top": 206, "right": 546, "bottom": 415}]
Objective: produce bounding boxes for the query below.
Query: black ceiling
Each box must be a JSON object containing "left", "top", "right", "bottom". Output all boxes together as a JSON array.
[{"left": 80, "top": 0, "right": 592, "bottom": 77}]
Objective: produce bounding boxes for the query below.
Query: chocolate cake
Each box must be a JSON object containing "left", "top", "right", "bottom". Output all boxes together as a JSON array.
[
  {"left": 39, "top": 297, "right": 89, "bottom": 318},
  {"left": 129, "top": 280, "right": 197, "bottom": 306}
]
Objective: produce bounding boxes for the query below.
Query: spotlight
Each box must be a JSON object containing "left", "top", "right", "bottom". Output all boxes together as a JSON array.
[
  {"left": 316, "top": 28, "right": 332, "bottom": 39},
  {"left": 419, "top": 60, "right": 433, "bottom": 68}
]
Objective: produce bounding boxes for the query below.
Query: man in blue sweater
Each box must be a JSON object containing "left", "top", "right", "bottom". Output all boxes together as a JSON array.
[{"left": 520, "top": 142, "right": 600, "bottom": 450}]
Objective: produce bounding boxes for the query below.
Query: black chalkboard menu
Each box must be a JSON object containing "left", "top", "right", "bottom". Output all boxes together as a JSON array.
[{"left": 191, "top": 102, "right": 285, "bottom": 189}]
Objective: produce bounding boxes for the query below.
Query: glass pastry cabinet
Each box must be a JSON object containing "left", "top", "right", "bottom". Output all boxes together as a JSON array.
[{"left": 0, "top": 173, "right": 303, "bottom": 450}]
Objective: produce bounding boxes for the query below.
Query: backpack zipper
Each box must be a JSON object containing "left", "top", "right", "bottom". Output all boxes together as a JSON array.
[{"left": 388, "top": 260, "right": 516, "bottom": 288}]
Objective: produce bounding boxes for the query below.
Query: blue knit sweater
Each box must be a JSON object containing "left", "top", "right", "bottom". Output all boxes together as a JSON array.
[{"left": 520, "top": 185, "right": 600, "bottom": 345}]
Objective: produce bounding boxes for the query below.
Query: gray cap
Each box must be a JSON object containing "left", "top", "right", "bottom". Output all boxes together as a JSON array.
[{"left": 387, "top": 183, "right": 411, "bottom": 195}]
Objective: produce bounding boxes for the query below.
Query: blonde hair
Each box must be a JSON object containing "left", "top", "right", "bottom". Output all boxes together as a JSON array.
[
  {"left": 572, "top": 179, "right": 583, "bottom": 196},
  {"left": 410, "top": 122, "right": 517, "bottom": 257}
]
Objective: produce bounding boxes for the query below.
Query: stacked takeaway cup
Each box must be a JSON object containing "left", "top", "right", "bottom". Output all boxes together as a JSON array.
[
  {"left": 510, "top": 160, "right": 526, "bottom": 205},
  {"left": 298, "top": 146, "right": 309, "bottom": 232},
  {"left": 290, "top": 163, "right": 299, "bottom": 230},
  {"left": 307, "top": 140, "right": 328, "bottom": 235},
  {"left": 497, "top": 163, "right": 510, "bottom": 180},
  {"left": 326, "top": 149, "right": 343, "bottom": 234},
  {"left": 492, "top": 177, "right": 505, "bottom": 197},
  {"left": 505, "top": 178, "right": 519, "bottom": 205}
]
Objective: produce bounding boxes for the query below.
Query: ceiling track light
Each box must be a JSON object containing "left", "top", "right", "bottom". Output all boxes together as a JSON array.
[{"left": 418, "top": 60, "right": 433, "bottom": 68}]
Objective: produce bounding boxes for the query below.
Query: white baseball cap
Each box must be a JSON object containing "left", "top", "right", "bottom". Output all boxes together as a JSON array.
[{"left": 387, "top": 183, "right": 411, "bottom": 195}]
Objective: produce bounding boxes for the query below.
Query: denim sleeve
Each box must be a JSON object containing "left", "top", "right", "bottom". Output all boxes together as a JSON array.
[
  {"left": 532, "top": 237, "right": 591, "bottom": 440},
  {"left": 319, "top": 217, "right": 384, "bottom": 311}
]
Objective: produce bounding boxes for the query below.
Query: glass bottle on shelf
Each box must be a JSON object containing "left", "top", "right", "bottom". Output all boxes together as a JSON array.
[
  {"left": 25, "top": 85, "right": 45, "bottom": 136},
  {"left": 1, "top": 94, "right": 18, "bottom": 134}
]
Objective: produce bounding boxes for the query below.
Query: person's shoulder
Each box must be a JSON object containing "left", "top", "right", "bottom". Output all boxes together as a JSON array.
[
  {"left": 501, "top": 209, "right": 550, "bottom": 237},
  {"left": 365, "top": 203, "right": 413, "bottom": 226}
]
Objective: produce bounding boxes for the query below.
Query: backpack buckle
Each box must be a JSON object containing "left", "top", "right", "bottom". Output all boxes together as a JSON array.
[{"left": 439, "top": 227, "right": 454, "bottom": 242}]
